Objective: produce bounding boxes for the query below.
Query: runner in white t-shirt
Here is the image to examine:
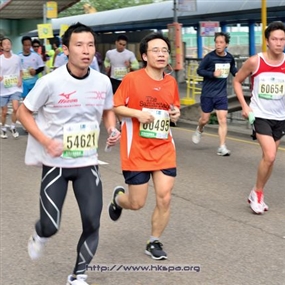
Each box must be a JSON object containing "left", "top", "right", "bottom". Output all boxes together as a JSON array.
[
  {"left": 17, "top": 23, "right": 120, "bottom": 285},
  {"left": 53, "top": 51, "right": 68, "bottom": 69},
  {"left": 104, "top": 34, "right": 139, "bottom": 94},
  {"left": 18, "top": 36, "right": 45, "bottom": 98},
  {"left": 0, "top": 38, "right": 23, "bottom": 138}
]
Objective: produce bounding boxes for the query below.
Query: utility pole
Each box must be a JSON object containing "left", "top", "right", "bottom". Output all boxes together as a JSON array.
[{"left": 173, "top": 0, "right": 179, "bottom": 83}]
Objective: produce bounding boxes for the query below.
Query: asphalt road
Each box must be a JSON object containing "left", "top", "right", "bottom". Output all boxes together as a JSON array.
[{"left": 1, "top": 122, "right": 285, "bottom": 285}]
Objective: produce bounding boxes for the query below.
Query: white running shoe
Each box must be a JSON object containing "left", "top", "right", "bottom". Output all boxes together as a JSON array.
[
  {"left": 248, "top": 189, "right": 269, "bottom": 214},
  {"left": 10, "top": 127, "right": 19, "bottom": 138},
  {"left": 28, "top": 232, "right": 48, "bottom": 260},
  {"left": 1, "top": 129, "right": 7, "bottom": 139},
  {"left": 217, "top": 145, "right": 231, "bottom": 156},
  {"left": 192, "top": 127, "right": 203, "bottom": 144},
  {"left": 66, "top": 274, "right": 89, "bottom": 285}
]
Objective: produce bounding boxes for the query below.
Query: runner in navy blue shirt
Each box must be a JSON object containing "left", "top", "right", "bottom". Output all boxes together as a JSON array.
[{"left": 192, "top": 32, "right": 237, "bottom": 156}]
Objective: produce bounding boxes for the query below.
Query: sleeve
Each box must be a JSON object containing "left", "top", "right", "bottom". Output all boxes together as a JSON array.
[
  {"left": 18, "top": 56, "right": 23, "bottom": 71},
  {"left": 103, "top": 76, "right": 114, "bottom": 110},
  {"left": 113, "top": 75, "right": 131, "bottom": 107},
  {"left": 36, "top": 53, "right": 45, "bottom": 68},
  {"left": 23, "top": 77, "right": 50, "bottom": 112},
  {"left": 230, "top": 56, "right": 238, "bottom": 76},
  {"left": 104, "top": 51, "right": 111, "bottom": 68},
  {"left": 197, "top": 55, "right": 215, "bottom": 78},
  {"left": 173, "top": 80, "right": 180, "bottom": 109},
  {"left": 130, "top": 52, "right": 139, "bottom": 70}
]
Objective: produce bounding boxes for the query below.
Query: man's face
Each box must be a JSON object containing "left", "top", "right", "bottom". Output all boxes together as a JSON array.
[
  {"left": 32, "top": 42, "right": 40, "bottom": 53},
  {"left": 215, "top": 36, "right": 227, "bottom": 54},
  {"left": 2, "top": 39, "right": 12, "bottom": 52},
  {"left": 144, "top": 38, "right": 169, "bottom": 70},
  {"left": 63, "top": 32, "right": 95, "bottom": 71},
  {"left": 267, "top": 29, "right": 285, "bottom": 54},
  {"left": 23, "top": 39, "right": 32, "bottom": 54},
  {"left": 115, "top": 40, "right": 127, "bottom": 52}
]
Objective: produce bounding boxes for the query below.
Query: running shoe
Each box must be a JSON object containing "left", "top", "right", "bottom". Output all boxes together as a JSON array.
[
  {"left": 192, "top": 127, "right": 203, "bottom": 144},
  {"left": 66, "top": 274, "right": 89, "bottom": 285},
  {"left": 145, "top": 240, "right": 167, "bottom": 260},
  {"left": 1, "top": 129, "right": 7, "bottom": 139},
  {"left": 108, "top": 186, "right": 125, "bottom": 221},
  {"left": 248, "top": 189, "right": 269, "bottom": 214},
  {"left": 10, "top": 127, "right": 19, "bottom": 138},
  {"left": 217, "top": 145, "right": 231, "bottom": 156},
  {"left": 28, "top": 232, "right": 48, "bottom": 260}
]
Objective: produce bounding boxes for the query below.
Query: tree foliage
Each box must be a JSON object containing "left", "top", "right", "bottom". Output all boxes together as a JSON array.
[{"left": 59, "top": 0, "right": 167, "bottom": 18}]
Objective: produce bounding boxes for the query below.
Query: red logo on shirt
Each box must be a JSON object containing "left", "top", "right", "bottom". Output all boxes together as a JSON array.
[
  {"left": 59, "top": 91, "right": 76, "bottom": 100},
  {"left": 57, "top": 91, "right": 78, "bottom": 104}
]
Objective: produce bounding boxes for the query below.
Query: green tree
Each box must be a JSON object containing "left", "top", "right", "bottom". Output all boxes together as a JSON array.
[{"left": 59, "top": 0, "right": 166, "bottom": 17}]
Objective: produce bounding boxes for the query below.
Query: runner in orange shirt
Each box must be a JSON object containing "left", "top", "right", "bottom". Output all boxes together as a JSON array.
[{"left": 108, "top": 32, "right": 180, "bottom": 260}]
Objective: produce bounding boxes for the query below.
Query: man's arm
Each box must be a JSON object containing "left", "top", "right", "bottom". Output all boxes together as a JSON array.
[
  {"left": 233, "top": 55, "right": 258, "bottom": 117},
  {"left": 114, "top": 105, "right": 154, "bottom": 124},
  {"left": 17, "top": 100, "right": 63, "bottom": 157},
  {"left": 197, "top": 56, "right": 215, "bottom": 78},
  {"left": 102, "top": 109, "right": 120, "bottom": 146},
  {"left": 230, "top": 57, "right": 238, "bottom": 76}
]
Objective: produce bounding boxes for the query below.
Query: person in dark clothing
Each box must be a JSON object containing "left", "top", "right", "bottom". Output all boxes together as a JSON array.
[{"left": 192, "top": 32, "right": 237, "bottom": 156}]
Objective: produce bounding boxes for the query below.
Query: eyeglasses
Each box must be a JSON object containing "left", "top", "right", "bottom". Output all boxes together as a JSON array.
[
  {"left": 147, "top": 47, "right": 170, "bottom": 54},
  {"left": 33, "top": 45, "right": 40, "bottom": 48}
]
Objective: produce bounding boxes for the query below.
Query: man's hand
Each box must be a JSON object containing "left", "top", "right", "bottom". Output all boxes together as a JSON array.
[
  {"left": 44, "top": 138, "right": 63, "bottom": 157},
  {"left": 29, "top": 68, "right": 36, "bottom": 76},
  {"left": 214, "top": 70, "right": 222, "bottom": 77},
  {"left": 169, "top": 106, "right": 180, "bottom": 123},
  {"left": 137, "top": 110, "right": 155, "bottom": 124},
  {"left": 106, "top": 128, "right": 121, "bottom": 147}
]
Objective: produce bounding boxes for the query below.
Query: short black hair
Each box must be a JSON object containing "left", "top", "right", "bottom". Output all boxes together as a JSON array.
[
  {"left": 265, "top": 21, "right": 285, "bottom": 40},
  {"left": 61, "top": 22, "right": 96, "bottom": 48},
  {"left": 116, "top": 34, "right": 128, "bottom": 42},
  {"left": 214, "top": 32, "right": 231, "bottom": 44},
  {"left": 139, "top": 32, "right": 171, "bottom": 67},
  {"left": 32, "top": 39, "right": 41, "bottom": 46},
  {"left": 21, "top": 36, "right": 32, "bottom": 44}
]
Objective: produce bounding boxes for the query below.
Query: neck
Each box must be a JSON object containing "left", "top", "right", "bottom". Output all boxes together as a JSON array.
[
  {"left": 66, "top": 63, "right": 90, "bottom": 79},
  {"left": 216, "top": 50, "right": 226, "bottom": 56},
  {"left": 145, "top": 67, "right": 164, "bottom": 81},
  {"left": 3, "top": 51, "right": 12, "bottom": 58},
  {"left": 266, "top": 50, "right": 284, "bottom": 61}
]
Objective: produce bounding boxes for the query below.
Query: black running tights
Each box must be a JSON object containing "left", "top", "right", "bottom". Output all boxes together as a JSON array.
[{"left": 35, "top": 165, "right": 103, "bottom": 275}]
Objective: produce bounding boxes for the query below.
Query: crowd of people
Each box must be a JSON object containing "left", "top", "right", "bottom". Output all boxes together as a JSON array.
[{"left": 1, "top": 20, "right": 285, "bottom": 285}]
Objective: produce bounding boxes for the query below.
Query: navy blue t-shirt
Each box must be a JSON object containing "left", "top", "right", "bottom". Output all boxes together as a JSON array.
[{"left": 197, "top": 50, "right": 237, "bottom": 98}]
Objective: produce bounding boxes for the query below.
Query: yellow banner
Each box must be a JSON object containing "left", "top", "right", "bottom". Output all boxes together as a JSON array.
[
  {"left": 60, "top": 24, "right": 69, "bottom": 37},
  {"left": 46, "top": 1, "right": 58, "bottom": 19},
  {"left": 37, "top": 24, "right": 53, "bottom": 39}
]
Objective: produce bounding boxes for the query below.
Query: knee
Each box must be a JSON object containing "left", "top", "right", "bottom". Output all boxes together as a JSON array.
[
  {"left": 157, "top": 193, "right": 172, "bottom": 210},
  {"left": 83, "top": 214, "right": 101, "bottom": 235},
  {"left": 129, "top": 200, "right": 145, "bottom": 210},
  {"left": 1, "top": 109, "right": 7, "bottom": 117},
  {"left": 218, "top": 117, "right": 227, "bottom": 125},
  {"left": 200, "top": 117, "right": 209, "bottom": 125},
  {"left": 264, "top": 154, "right": 276, "bottom": 165}
]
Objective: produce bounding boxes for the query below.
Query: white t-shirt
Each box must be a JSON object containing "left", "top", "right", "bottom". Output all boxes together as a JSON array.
[
  {"left": 105, "top": 49, "right": 137, "bottom": 80},
  {"left": 0, "top": 53, "right": 23, "bottom": 96},
  {"left": 90, "top": 56, "right": 100, "bottom": 72},
  {"left": 54, "top": 52, "right": 68, "bottom": 68},
  {"left": 24, "top": 65, "right": 113, "bottom": 168},
  {"left": 18, "top": 51, "right": 44, "bottom": 84}
]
